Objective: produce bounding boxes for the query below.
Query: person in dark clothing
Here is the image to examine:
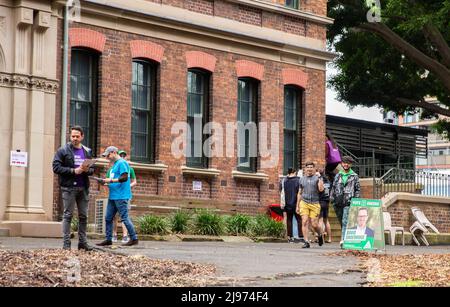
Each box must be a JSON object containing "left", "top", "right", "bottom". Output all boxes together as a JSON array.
[
  {"left": 318, "top": 169, "right": 332, "bottom": 243},
  {"left": 52, "top": 126, "right": 95, "bottom": 251},
  {"left": 280, "top": 168, "right": 303, "bottom": 243}
]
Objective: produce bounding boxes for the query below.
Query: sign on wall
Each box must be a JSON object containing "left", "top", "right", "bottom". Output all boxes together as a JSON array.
[
  {"left": 193, "top": 180, "right": 202, "bottom": 191},
  {"left": 343, "top": 198, "right": 385, "bottom": 251},
  {"left": 10, "top": 151, "right": 28, "bottom": 167}
]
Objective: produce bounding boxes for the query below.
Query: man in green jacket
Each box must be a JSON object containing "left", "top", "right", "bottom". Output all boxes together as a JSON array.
[{"left": 330, "top": 156, "right": 361, "bottom": 248}]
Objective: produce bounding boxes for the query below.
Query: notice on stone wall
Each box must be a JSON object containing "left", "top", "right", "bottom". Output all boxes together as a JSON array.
[
  {"left": 10, "top": 151, "right": 28, "bottom": 167},
  {"left": 193, "top": 180, "right": 202, "bottom": 191}
]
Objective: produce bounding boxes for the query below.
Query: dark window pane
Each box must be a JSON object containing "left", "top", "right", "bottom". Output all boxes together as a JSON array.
[
  {"left": 187, "top": 70, "right": 209, "bottom": 168},
  {"left": 70, "top": 49, "right": 97, "bottom": 151},
  {"left": 131, "top": 60, "right": 155, "bottom": 162}
]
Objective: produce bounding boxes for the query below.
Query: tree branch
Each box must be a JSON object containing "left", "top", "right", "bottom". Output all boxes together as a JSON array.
[
  {"left": 395, "top": 97, "right": 450, "bottom": 117},
  {"left": 358, "top": 22, "right": 450, "bottom": 92},
  {"left": 422, "top": 22, "right": 450, "bottom": 68}
]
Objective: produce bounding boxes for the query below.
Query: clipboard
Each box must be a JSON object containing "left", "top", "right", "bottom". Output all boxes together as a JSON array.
[{"left": 82, "top": 159, "right": 97, "bottom": 169}]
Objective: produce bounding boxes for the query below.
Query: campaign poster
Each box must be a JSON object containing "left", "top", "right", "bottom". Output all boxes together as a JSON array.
[{"left": 343, "top": 198, "right": 385, "bottom": 251}]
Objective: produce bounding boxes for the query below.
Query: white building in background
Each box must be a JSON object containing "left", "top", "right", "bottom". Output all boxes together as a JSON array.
[{"left": 395, "top": 98, "right": 450, "bottom": 174}]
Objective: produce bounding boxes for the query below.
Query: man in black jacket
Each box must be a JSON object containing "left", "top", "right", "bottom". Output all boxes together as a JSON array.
[{"left": 53, "top": 126, "right": 95, "bottom": 251}]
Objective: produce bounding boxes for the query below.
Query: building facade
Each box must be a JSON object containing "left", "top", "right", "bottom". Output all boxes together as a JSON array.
[
  {"left": 398, "top": 99, "right": 450, "bottom": 174},
  {"left": 0, "top": 0, "right": 333, "bottom": 234}
]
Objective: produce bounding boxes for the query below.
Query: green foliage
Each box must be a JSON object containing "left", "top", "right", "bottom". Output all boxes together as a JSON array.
[
  {"left": 169, "top": 210, "right": 192, "bottom": 234},
  {"left": 388, "top": 280, "right": 424, "bottom": 287},
  {"left": 225, "top": 214, "right": 252, "bottom": 236},
  {"left": 327, "top": 0, "right": 450, "bottom": 138},
  {"left": 193, "top": 210, "right": 224, "bottom": 236},
  {"left": 71, "top": 218, "right": 79, "bottom": 232},
  {"left": 249, "top": 214, "right": 285, "bottom": 238},
  {"left": 137, "top": 215, "right": 169, "bottom": 235}
]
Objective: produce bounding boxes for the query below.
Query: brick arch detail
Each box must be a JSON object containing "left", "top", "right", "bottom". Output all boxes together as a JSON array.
[
  {"left": 130, "top": 40, "right": 165, "bottom": 63},
  {"left": 69, "top": 28, "right": 106, "bottom": 53},
  {"left": 185, "top": 51, "right": 217, "bottom": 73},
  {"left": 282, "top": 68, "right": 308, "bottom": 89},
  {"left": 235, "top": 60, "right": 264, "bottom": 81}
]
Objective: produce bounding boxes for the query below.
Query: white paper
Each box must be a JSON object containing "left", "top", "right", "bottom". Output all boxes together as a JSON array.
[
  {"left": 10, "top": 151, "right": 28, "bottom": 167},
  {"left": 193, "top": 180, "right": 202, "bottom": 191}
]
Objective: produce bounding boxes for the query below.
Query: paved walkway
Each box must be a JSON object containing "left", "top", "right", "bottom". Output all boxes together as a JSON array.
[{"left": 1, "top": 237, "right": 449, "bottom": 287}]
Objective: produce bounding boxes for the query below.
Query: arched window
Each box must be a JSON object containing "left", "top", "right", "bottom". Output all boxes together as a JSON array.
[
  {"left": 131, "top": 59, "right": 157, "bottom": 163},
  {"left": 237, "top": 78, "right": 259, "bottom": 173},
  {"left": 284, "top": 85, "right": 302, "bottom": 174},
  {"left": 187, "top": 69, "right": 210, "bottom": 168},
  {"left": 70, "top": 49, "right": 99, "bottom": 153}
]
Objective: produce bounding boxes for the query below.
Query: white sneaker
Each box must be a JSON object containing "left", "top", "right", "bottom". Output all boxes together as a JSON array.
[
  {"left": 121, "top": 236, "right": 130, "bottom": 243},
  {"left": 112, "top": 235, "right": 118, "bottom": 243}
]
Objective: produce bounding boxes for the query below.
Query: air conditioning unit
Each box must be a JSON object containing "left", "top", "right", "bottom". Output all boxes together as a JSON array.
[{"left": 94, "top": 198, "right": 108, "bottom": 234}]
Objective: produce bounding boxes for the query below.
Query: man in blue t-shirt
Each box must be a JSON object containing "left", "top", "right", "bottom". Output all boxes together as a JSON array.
[{"left": 96, "top": 146, "right": 138, "bottom": 247}]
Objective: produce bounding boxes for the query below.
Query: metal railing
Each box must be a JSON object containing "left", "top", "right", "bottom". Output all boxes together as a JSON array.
[
  {"left": 354, "top": 163, "right": 415, "bottom": 179},
  {"left": 375, "top": 168, "right": 450, "bottom": 199}
]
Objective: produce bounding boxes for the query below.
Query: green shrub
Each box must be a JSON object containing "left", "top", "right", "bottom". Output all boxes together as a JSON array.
[
  {"left": 170, "top": 210, "right": 192, "bottom": 233},
  {"left": 250, "top": 214, "right": 285, "bottom": 238},
  {"left": 226, "top": 214, "right": 251, "bottom": 235},
  {"left": 137, "top": 215, "right": 169, "bottom": 235},
  {"left": 71, "top": 218, "right": 79, "bottom": 232},
  {"left": 193, "top": 210, "right": 224, "bottom": 236}
]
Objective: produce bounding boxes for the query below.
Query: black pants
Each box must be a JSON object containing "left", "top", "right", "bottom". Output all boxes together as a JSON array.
[{"left": 286, "top": 210, "right": 303, "bottom": 238}]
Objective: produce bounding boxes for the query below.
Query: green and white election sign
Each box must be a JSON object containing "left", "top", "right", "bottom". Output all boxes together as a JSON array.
[{"left": 343, "top": 198, "right": 385, "bottom": 251}]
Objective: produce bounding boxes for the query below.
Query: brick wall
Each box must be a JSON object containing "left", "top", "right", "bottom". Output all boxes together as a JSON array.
[
  {"left": 185, "top": 0, "right": 214, "bottom": 15},
  {"left": 52, "top": 0, "right": 327, "bottom": 220},
  {"left": 386, "top": 196, "right": 450, "bottom": 233}
]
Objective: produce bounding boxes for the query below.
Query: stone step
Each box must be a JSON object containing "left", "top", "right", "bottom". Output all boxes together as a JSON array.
[{"left": 0, "top": 228, "right": 10, "bottom": 237}]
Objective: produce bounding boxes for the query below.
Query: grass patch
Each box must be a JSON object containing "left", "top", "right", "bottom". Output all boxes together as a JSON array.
[
  {"left": 249, "top": 214, "right": 285, "bottom": 238},
  {"left": 225, "top": 214, "right": 251, "bottom": 236},
  {"left": 388, "top": 280, "right": 425, "bottom": 287},
  {"left": 193, "top": 210, "right": 224, "bottom": 236},
  {"left": 137, "top": 215, "right": 169, "bottom": 235},
  {"left": 169, "top": 210, "right": 192, "bottom": 234}
]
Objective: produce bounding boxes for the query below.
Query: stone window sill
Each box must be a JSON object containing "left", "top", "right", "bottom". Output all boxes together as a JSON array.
[
  {"left": 95, "top": 158, "right": 168, "bottom": 173},
  {"left": 232, "top": 170, "right": 268, "bottom": 181},
  {"left": 181, "top": 166, "right": 221, "bottom": 177}
]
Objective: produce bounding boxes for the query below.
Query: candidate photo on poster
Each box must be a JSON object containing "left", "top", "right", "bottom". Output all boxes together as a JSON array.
[{"left": 348, "top": 207, "right": 375, "bottom": 239}]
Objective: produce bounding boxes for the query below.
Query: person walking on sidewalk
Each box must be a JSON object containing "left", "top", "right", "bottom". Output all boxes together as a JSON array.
[
  {"left": 97, "top": 146, "right": 139, "bottom": 247},
  {"left": 296, "top": 162, "right": 325, "bottom": 248},
  {"left": 52, "top": 126, "right": 95, "bottom": 251},
  {"left": 318, "top": 169, "right": 332, "bottom": 243},
  {"left": 112, "top": 150, "right": 137, "bottom": 243},
  {"left": 280, "top": 168, "right": 303, "bottom": 243},
  {"left": 330, "top": 156, "right": 361, "bottom": 248}
]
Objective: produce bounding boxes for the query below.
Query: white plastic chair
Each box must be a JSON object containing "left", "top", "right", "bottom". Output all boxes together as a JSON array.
[
  {"left": 383, "top": 212, "right": 405, "bottom": 246},
  {"left": 409, "top": 221, "right": 429, "bottom": 246},
  {"left": 411, "top": 207, "right": 440, "bottom": 233}
]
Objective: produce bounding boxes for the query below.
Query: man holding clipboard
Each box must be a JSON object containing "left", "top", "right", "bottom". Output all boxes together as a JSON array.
[{"left": 52, "top": 126, "right": 96, "bottom": 251}]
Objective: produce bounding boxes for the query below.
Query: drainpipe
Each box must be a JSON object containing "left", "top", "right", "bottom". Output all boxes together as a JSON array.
[{"left": 61, "top": 3, "right": 69, "bottom": 147}]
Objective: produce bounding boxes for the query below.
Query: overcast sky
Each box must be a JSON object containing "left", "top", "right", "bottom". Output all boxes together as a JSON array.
[{"left": 326, "top": 66, "right": 384, "bottom": 123}]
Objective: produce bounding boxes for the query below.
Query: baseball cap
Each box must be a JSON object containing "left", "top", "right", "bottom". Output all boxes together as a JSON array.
[
  {"left": 118, "top": 150, "right": 127, "bottom": 156},
  {"left": 341, "top": 156, "right": 356, "bottom": 164},
  {"left": 102, "top": 146, "right": 119, "bottom": 157}
]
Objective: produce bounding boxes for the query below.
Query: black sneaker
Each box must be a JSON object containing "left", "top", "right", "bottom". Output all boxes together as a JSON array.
[
  {"left": 96, "top": 240, "right": 112, "bottom": 246},
  {"left": 293, "top": 237, "right": 305, "bottom": 243},
  {"left": 122, "top": 239, "right": 138, "bottom": 247},
  {"left": 62, "top": 244, "right": 71, "bottom": 250},
  {"left": 302, "top": 241, "right": 310, "bottom": 248},
  {"left": 78, "top": 242, "right": 94, "bottom": 251},
  {"left": 318, "top": 234, "right": 324, "bottom": 246},
  {"left": 287, "top": 237, "right": 295, "bottom": 243}
]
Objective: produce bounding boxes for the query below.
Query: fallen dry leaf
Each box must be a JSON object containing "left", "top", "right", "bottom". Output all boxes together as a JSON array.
[{"left": 0, "top": 249, "right": 216, "bottom": 287}]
